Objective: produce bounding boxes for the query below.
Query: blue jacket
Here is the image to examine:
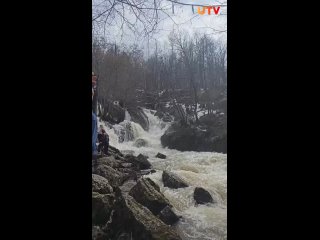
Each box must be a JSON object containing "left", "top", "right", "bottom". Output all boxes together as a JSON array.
[{"left": 92, "top": 112, "right": 98, "bottom": 154}]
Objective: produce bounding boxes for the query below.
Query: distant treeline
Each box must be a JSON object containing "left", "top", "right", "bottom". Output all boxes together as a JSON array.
[{"left": 93, "top": 31, "right": 227, "bottom": 108}]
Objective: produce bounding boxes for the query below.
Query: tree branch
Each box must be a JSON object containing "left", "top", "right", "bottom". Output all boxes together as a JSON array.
[{"left": 166, "top": 0, "right": 227, "bottom": 7}]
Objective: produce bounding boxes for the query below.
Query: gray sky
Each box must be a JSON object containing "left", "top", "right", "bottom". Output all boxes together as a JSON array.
[{"left": 93, "top": 0, "right": 227, "bottom": 55}]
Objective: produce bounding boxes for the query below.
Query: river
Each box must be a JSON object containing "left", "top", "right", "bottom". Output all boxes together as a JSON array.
[{"left": 100, "top": 108, "right": 227, "bottom": 240}]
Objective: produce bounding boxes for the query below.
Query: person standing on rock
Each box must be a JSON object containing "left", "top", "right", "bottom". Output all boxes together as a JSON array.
[{"left": 98, "top": 125, "right": 109, "bottom": 156}]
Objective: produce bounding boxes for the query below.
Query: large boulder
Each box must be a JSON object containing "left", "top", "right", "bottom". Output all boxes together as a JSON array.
[
  {"left": 94, "top": 164, "right": 128, "bottom": 187},
  {"left": 109, "top": 145, "right": 124, "bottom": 157},
  {"left": 127, "top": 106, "right": 149, "bottom": 131},
  {"left": 102, "top": 101, "right": 126, "bottom": 124},
  {"left": 109, "top": 190, "right": 181, "bottom": 240},
  {"left": 157, "top": 206, "right": 180, "bottom": 226},
  {"left": 161, "top": 124, "right": 200, "bottom": 152},
  {"left": 136, "top": 154, "right": 152, "bottom": 169},
  {"left": 116, "top": 168, "right": 138, "bottom": 181},
  {"left": 94, "top": 155, "right": 138, "bottom": 182},
  {"left": 199, "top": 114, "right": 227, "bottom": 135},
  {"left": 119, "top": 180, "right": 137, "bottom": 195},
  {"left": 125, "top": 154, "right": 152, "bottom": 170},
  {"left": 161, "top": 122, "right": 227, "bottom": 153},
  {"left": 144, "top": 177, "right": 160, "bottom": 192},
  {"left": 92, "top": 174, "right": 113, "bottom": 194},
  {"left": 96, "top": 156, "right": 122, "bottom": 169},
  {"left": 129, "top": 178, "right": 171, "bottom": 215},
  {"left": 162, "top": 171, "right": 188, "bottom": 189},
  {"left": 194, "top": 187, "right": 215, "bottom": 204},
  {"left": 92, "top": 192, "right": 114, "bottom": 225}
]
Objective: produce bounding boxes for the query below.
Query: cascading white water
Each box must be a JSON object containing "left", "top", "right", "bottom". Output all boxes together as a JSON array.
[
  {"left": 101, "top": 108, "right": 227, "bottom": 240},
  {"left": 125, "top": 110, "right": 131, "bottom": 121}
]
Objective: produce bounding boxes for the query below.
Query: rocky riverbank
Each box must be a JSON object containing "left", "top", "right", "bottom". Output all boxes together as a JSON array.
[{"left": 92, "top": 146, "right": 216, "bottom": 240}]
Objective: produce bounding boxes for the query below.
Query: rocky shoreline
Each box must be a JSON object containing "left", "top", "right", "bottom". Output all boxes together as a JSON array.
[{"left": 92, "top": 146, "right": 215, "bottom": 240}]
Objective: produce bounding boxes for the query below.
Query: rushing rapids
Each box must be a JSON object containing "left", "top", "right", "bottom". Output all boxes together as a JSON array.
[{"left": 99, "top": 108, "right": 227, "bottom": 240}]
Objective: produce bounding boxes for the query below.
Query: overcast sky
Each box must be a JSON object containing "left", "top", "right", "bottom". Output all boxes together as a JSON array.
[{"left": 93, "top": 0, "right": 227, "bottom": 55}]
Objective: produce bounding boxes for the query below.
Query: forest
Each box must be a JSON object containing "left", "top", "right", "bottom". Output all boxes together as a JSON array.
[{"left": 92, "top": 31, "right": 226, "bottom": 122}]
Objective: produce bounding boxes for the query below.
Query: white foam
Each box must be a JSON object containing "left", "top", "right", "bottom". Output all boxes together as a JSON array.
[{"left": 98, "top": 108, "right": 227, "bottom": 240}]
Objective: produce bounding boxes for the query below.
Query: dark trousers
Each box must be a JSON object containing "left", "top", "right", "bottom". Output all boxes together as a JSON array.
[{"left": 98, "top": 140, "right": 109, "bottom": 155}]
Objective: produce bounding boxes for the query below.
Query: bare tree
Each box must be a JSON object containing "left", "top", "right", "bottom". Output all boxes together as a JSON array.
[
  {"left": 93, "top": 0, "right": 227, "bottom": 38},
  {"left": 93, "top": 0, "right": 170, "bottom": 38},
  {"left": 169, "top": 30, "right": 200, "bottom": 123},
  {"left": 92, "top": 30, "right": 227, "bottom": 123}
]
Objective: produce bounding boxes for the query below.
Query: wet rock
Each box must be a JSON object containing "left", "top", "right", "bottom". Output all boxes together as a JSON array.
[
  {"left": 125, "top": 154, "right": 152, "bottom": 170},
  {"left": 96, "top": 156, "right": 122, "bottom": 168},
  {"left": 194, "top": 187, "right": 214, "bottom": 204},
  {"left": 119, "top": 180, "right": 137, "bottom": 195},
  {"left": 94, "top": 164, "right": 128, "bottom": 187},
  {"left": 129, "top": 178, "right": 171, "bottom": 215},
  {"left": 162, "top": 171, "right": 189, "bottom": 189},
  {"left": 124, "top": 154, "right": 139, "bottom": 169},
  {"left": 117, "top": 168, "right": 138, "bottom": 181},
  {"left": 145, "top": 177, "right": 160, "bottom": 192},
  {"left": 110, "top": 190, "right": 181, "bottom": 240},
  {"left": 127, "top": 106, "right": 149, "bottom": 131},
  {"left": 158, "top": 206, "right": 180, "bottom": 226},
  {"left": 155, "top": 152, "right": 166, "bottom": 159},
  {"left": 134, "top": 138, "right": 148, "bottom": 148},
  {"left": 102, "top": 101, "right": 125, "bottom": 124},
  {"left": 109, "top": 145, "right": 124, "bottom": 156},
  {"left": 92, "top": 192, "right": 114, "bottom": 225},
  {"left": 161, "top": 121, "right": 227, "bottom": 153},
  {"left": 136, "top": 154, "right": 152, "bottom": 169},
  {"left": 92, "top": 174, "right": 113, "bottom": 194}
]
